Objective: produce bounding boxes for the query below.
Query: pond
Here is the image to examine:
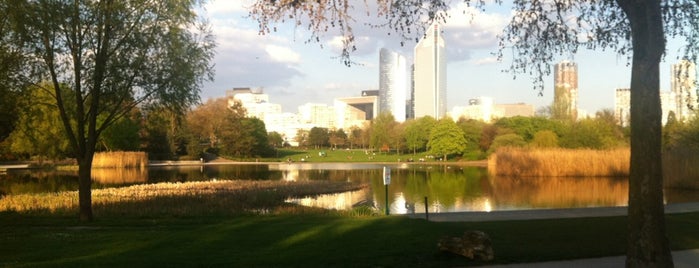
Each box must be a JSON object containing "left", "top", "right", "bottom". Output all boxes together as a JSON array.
[{"left": 1, "top": 163, "right": 697, "bottom": 214}]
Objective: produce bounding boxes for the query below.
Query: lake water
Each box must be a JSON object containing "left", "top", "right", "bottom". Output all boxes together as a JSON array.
[{"left": 1, "top": 163, "right": 697, "bottom": 214}]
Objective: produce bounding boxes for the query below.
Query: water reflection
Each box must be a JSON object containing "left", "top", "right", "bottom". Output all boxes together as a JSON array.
[{"left": 1, "top": 163, "right": 697, "bottom": 214}]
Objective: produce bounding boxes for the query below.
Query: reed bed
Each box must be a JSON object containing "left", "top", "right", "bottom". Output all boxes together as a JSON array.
[
  {"left": 0, "top": 180, "right": 366, "bottom": 217},
  {"left": 488, "top": 147, "right": 630, "bottom": 177},
  {"left": 663, "top": 148, "right": 699, "bottom": 190},
  {"left": 92, "top": 151, "right": 147, "bottom": 169}
]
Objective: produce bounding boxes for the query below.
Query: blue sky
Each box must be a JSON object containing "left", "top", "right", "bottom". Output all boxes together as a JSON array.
[{"left": 198, "top": 1, "right": 687, "bottom": 114}]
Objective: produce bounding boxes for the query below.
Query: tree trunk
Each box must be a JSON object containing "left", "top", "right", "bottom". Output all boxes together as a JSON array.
[
  {"left": 617, "top": 0, "right": 673, "bottom": 267},
  {"left": 78, "top": 156, "right": 94, "bottom": 221}
]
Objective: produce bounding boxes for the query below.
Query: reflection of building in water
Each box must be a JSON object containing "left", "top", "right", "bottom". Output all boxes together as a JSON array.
[{"left": 287, "top": 188, "right": 371, "bottom": 211}]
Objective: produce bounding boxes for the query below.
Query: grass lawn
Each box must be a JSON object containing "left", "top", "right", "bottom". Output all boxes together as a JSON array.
[
  {"left": 247, "top": 148, "right": 462, "bottom": 163},
  {"left": 2, "top": 211, "right": 698, "bottom": 267}
]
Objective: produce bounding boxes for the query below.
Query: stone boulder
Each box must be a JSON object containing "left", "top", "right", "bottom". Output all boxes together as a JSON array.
[{"left": 437, "top": 230, "right": 494, "bottom": 261}]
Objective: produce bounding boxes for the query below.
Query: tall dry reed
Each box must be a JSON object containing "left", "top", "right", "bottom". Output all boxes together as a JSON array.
[
  {"left": 92, "top": 151, "right": 147, "bottom": 169},
  {"left": 489, "top": 147, "right": 630, "bottom": 177},
  {"left": 663, "top": 148, "right": 699, "bottom": 190}
]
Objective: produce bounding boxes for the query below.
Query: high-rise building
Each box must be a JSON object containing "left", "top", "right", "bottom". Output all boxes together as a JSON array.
[
  {"left": 378, "top": 48, "right": 408, "bottom": 122},
  {"left": 298, "top": 103, "right": 336, "bottom": 129},
  {"left": 553, "top": 60, "right": 579, "bottom": 121},
  {"left": 615, "top": 88, "right": 676, "bottom": 127},
  {"left": 413, "top": 22, "right": 446, "bottom": 119},
  {"left": 671, "top": 59, "right": 698, "bottom": 121}
]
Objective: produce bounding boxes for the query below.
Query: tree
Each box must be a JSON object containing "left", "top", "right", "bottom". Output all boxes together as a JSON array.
[
  {"left": 456, "top": 118, "right": 487, "bottom": 159},
  {"left": 9, "top": 83, "right": 72, "bottom": 160},
  {"left": 99, "top": 110, "right": 141, "bottom": 152},
  {"left": 369, "top": 112, "right": 397, "bottom": 152},
  {"left": 404, "top": 116, "right": 437, "bottom": 155},
  {"left": 530, "top": 130, "right": 559, "bottom": 149},
  {"left": 5, "top": 0, "right": 215, "bottom": 221},
  {"left": 329, "top": 128, "right": 347, "bottom": 149},
  {"left": 268, "top": 131, "right": 284, "bottom": 148},
  {"left": 308, "top": 127, "right": 330, "bottom": 149},
  {"left": 347, "top": 126, "right": 365, "bottom": 149},
  {"left": 247, "top": 0, "right": 699, "bottom": 264},
  {"left": 187, "top": 98, "right": 245, "bottom": 150},
  {"left": 427, "top": 118, "right": 467, "bottom": 161},
  {"left": 220, "top": 117, "right": 272, "bottom": 158},
  {"left": 489, "top": 133, "right": 526, "bottom": 154}
]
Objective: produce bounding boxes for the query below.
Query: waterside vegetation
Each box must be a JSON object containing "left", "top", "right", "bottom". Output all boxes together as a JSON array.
[
  {"left": 0, "top": 180, "right": 365, "bottom": 217},
  {"left": 1, "top": 179, "right": 698, "bottom": 267}
]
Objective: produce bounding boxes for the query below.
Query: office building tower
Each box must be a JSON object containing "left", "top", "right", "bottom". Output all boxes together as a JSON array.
[
  {"left": 671, "top": 59, "right": 698, "bottom": 121},
  {"left": 378, "top": 48, "right": 408, "bottom": 122},
  {"left": 413, "top": 22, "right": 447, "bottom": 119},
  {"left": 553, "top": 60, "right": 578, "bottom": 121}
]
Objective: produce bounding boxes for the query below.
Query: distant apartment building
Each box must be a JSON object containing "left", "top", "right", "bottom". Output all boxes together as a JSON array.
[
  {"left": 553, "top": 60, "right": 579, "bottom": 121},
  {"left": 450, "top": 97, "right": 534, "bottom": 122},
  {"left": 298, "top": 103, "right": 335, "bottom": 129},
  {"left": 671, "top": 59, "right": 698, "bottom": 121},
  {"left": 413, "top": 22, "right": 447, "bottom": 119},
  {"left": 615, "top": 88, "right": 676, "bottom": 127},
  {"left": 229, "top": 90, "right": 283, "bottom": 121},
  {"left": 379, "top": 48, "right": 408, "bottom": 122}
]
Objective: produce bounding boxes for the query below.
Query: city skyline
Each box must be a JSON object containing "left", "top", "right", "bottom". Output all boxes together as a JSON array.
[{"left": 199, "top": 2, "right": 695, "bottom": 115}]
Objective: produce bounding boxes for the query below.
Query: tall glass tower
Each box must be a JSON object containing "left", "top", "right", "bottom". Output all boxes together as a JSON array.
[
  {"left": 379, "top": 48, "right": 408, "bottom": 122},
  {"left": 413, "top": 22, "right": 446, "bottom": 119}
]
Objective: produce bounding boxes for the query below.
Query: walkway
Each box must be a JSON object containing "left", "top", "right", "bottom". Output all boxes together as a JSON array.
[
  {"left": 406, "top": 202, "right": 699, "bottom": 222},
  {"left": 405, "top": 202, "right": 699, "bottom": 268}
]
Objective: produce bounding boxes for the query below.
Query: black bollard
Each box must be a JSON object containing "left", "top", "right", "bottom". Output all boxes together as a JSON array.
[{"left": 424, "top": 196, "right": 429, "bottom": 221}]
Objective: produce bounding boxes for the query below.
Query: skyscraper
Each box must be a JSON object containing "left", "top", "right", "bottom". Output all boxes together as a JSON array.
[
  {"left": 553, "top": 60, "right": 578, "bottom": 121},
  {"left": 378, "top": 48, "right": 408, "bottom": 122},
  {"left": 671, "top": 59, "right": 698, "bottom": 121},
  {"left": 413, "top": 22, "right": 446, "bottom": 119}
]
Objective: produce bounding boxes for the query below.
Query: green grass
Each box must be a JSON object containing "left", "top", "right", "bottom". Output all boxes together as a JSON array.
[
  {"left": 2, "top": 211, "right": 698, "bottom": 267},
  {"left": 248, "top": 148, "right": 459, "bottom": 163}
]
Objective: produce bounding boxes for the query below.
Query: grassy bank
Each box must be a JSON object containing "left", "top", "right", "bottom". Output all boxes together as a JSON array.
[
  {"left": 2, "top": 211, "right": 698, "bottom": 267},
  {"left": 1, "top": 180, "right": 698, "bottom": 267},
  {"left": 251, "top": 148, "right": 455, "bottom": 163}
]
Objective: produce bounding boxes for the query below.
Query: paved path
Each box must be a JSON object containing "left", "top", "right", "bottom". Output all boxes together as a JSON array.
[
  {"left": 406, "top": 202, "right": 699, "bottom": 222},
  {"left": 405, "top": 202, "right": 699, "bottom": 267}
]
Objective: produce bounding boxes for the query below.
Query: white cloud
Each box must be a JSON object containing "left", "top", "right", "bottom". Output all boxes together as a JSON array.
[
  {"left": 204, "top": 0, "right": 246, "bottom": 15},
  {"left": 472, "top": 56, "right": 499, "bottom": 65},
  {"left": 265, "top": 45, "right": 301, "bottom": 63}
]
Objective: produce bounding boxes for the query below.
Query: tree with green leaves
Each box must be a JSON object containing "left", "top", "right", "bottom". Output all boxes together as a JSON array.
[
  {"left": 329, "top": 128, "right": 348, "bottom": 149},
  {"left": 427, "top": 118, "right": 467, "bottom": 161},
  {"left": 404, "top": 116, "right": 437, "bottom": 155},
  {"left": 308, "top": 127, "right": 330, "bottom": 149},
  {"left": 220, "top": 117, "right": 272, "bottom": 158},
  {"left": 248, "top": 0, "right": 699, "bottom": 264},
  {"left": 456, "top": 118, "right": 488, "bottom": 159},
  {"left": 9, "top": 83, "right": 72, "bottom": 161},
  {"left": 268, "top": 131, "right": 284, "bottom": 148},
  {"left": 99, "top": 110, "right": 141, "bottom": 152},
  {"left": 530, "top": 130, "right": 559, "bottom": 149},
  {"left": 4, "top": 0, "right": 214, "bottom": 221},
  {"left": 369, "top": 112, "right": 397, "bottom": 153}
]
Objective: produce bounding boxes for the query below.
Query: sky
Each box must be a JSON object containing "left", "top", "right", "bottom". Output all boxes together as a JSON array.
[{"left": 197, "top": 1, "right": 688, "bottom": 114}]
